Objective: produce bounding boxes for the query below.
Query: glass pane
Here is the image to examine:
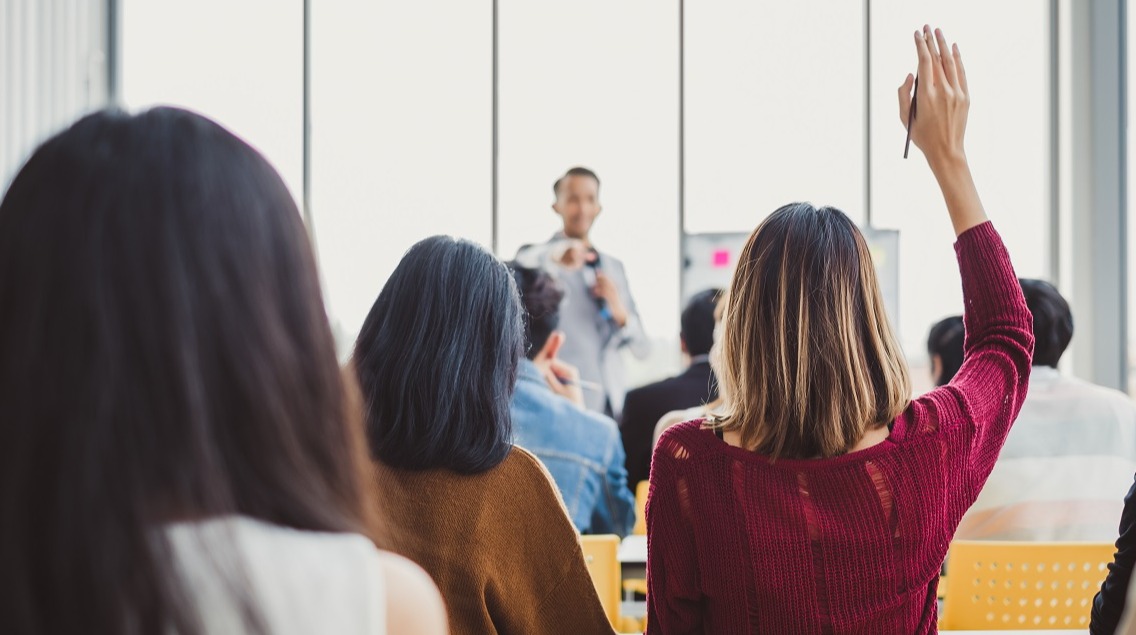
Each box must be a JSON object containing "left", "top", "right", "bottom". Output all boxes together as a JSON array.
[
  {"left": 310, "top": 1, "right": 493, "bottom": 351},
  {"left": 120, "top": 0, "right": 303, "bottom": 197},
  {"left": 685, "top": 0, "right": 866, "bottom": 233},
  {"left": 496, "top": 0, "right": 681, "bottom": 380},
  {"left": 870, "top": 1, "right": 1051, "bottom": 392}
]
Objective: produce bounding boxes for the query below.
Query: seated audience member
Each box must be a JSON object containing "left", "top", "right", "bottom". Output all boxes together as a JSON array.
[
  {"left": 508, "top": 264, "right": 636, "bottom": 537},
  {"left": 652, "top": 291, "right": 729, "bottom": 447},
  {"left": 956, "top": 278, "right": 1136, "bottom": 541},
  {"left": 0, "top": 108, "right": 445, "bottom": 635},
  {"left": 354, "top": 237, "right": 615, "bottom": 635},
  {"left": 1092, "top": 475, "right": 1136, "bottom": 634},
  {"left": 620, "top": 288, "right": 721, "bottom": 487},
  {"left": 927, "top": 315, "right": 965, "bottom": 386},
  {"left": 646, "top": 29, "right": 1035, "bottom": 632}
]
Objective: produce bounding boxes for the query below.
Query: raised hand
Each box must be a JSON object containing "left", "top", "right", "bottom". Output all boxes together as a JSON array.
[
  {"left": 899, "top": 26, "right": 969, "bottom": 169},
  {"left": 898, "top": 26, "right": 987, "bottom": 236}
]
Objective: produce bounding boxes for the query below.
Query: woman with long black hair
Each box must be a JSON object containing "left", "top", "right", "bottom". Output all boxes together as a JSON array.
[{"left": 0, "top": 108, "right": 446, "bottom": 635}]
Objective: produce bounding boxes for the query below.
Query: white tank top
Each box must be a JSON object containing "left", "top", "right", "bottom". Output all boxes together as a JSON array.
[{"left": 165, "top": 515, "right": 387, "bottom": 635}]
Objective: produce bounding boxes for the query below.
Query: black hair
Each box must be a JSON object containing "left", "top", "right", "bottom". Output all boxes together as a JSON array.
[
  {"left": 682, "top": 288, "right": 722, "bottom": 357},
  {"left": 1019, "top": 278, "right": 1073, "bottom": 368},
  {"left": 926, "top": 315, "right": 965, "bottom": 386},
  {"left": 354, "top": 236, "right": 524, "bottom": 474},
  {"left": 553, "top": 166, "right": 601, "bottom": 197},
  {"left": 0, "top": 108, "right": 373, "bottom": 635},
  {"left": 508, "top": 263, "right": 565, "bottom": 359}
]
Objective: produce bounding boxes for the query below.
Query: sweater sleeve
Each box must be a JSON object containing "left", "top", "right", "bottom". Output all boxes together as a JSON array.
[
  {"left": 488, "top": 449, "right": 616, "bottom": 635},
  {"left": 1092, "top": 475, "right": 1136, "bottom": 635},
  {"left": 937, "top": 222, "right": 1034, "bottom": 511},
  {"left": 646, "top": 431, "right": 704, "bottom": 634}
]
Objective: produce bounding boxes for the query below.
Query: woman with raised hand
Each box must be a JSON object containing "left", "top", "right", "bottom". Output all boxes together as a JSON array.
[
  {"left": 354, "top": 236, "right": 615, "bottom": 635},
  {"left": 646, "top": 27, "right": 1033, "bottom": 633},
  {"left": 0, "top": 108, "right": 447, "bottom": 635}
]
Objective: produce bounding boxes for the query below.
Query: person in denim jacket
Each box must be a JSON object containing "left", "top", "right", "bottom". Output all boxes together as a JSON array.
[{"left": 508, "top": 263, "right": 636, "bottom": 537}]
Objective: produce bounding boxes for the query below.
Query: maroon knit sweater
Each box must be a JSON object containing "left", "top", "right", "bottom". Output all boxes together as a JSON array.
[{"left": 645, "top": 222, "right": 1034, "bottom": 634}]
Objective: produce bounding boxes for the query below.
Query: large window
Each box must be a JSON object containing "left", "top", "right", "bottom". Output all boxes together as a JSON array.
[
  {"left": 869, "top": 0, "right": 1052, "bottom": 391},
  {"left": 684, "top": 1, "right": 866, "bottom": 233},
  {"left": 110, "top": 1, "right": 1062, "bottom": 382},
  {"left": 309, "top": 1, "right": 493, "bottom": 351}
]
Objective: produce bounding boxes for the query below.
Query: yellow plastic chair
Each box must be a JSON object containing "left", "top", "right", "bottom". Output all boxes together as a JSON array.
[
  {"left": 581, "top": 534, "right": 622, "bottom": 627},
  {"left": 633, "top": 480, "right": 649, "bottom": 536},
  {"left": 622, "top": 480, "right": 651, "bottom": 601},
  {"left": 938, "top": 540, "right": 1114, "bottom": 630}
]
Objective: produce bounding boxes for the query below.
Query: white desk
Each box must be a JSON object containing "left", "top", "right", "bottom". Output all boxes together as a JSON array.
[{"left": 618, "top": 535, "right": 647, "bottom": 563}]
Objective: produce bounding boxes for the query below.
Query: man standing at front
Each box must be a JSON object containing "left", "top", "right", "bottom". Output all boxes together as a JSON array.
[{"left": 515, "top": 167, "right": 650, "bottom": 418}]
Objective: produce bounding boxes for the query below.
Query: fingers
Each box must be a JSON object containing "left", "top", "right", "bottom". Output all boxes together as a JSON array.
[
  {"left": 898, "top": 73, "right": 915, "bottom": 127},
  {"left": 953, "top": 43, "right": 969, "bottom": 96},
  {"left": 923, "top": 26, "right": 943, "bottom": 86},
  {"left": 934, "top": 28, "right": 960, "bottom": 90},
  {"left": 915, "top": 29, "right": 933, "bottom": 88}
]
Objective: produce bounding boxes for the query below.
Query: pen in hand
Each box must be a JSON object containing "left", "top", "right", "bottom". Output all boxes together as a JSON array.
[{"left": 904, "top": 76, "right": 919, "bottom": 159}]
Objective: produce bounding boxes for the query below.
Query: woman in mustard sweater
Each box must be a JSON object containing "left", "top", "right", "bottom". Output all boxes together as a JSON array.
[{"left": 354, "top": 236, "right": 615, "bottom": 635}]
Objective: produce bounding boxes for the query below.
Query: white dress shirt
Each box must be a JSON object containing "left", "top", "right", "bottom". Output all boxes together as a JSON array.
[{"left": 957, "top": 366, "right": 1136, "bottom": 541}]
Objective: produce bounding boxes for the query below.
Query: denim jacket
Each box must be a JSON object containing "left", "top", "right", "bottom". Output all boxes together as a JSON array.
[{"left": 510, "top": 359, "right": 636, "bottom": 537}]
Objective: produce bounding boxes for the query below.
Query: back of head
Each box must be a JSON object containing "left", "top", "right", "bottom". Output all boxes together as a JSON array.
[
  {"left": 927, "top": 316, "right": 965, "bottom": 386},
  {"left": 682, "top": 288, "right": 723, "bottom": 357},
  {"left": 508, "top": 263, "right": 565, "bottom": 359},
  {"left": 0, "top": 108, "right": 369, "bottom": 634},
  {"left": 717, "top": 203, "right": 911, "bottom": 459},
  {"left": 1018, "top": 278, "right": 1072, "bottom": 368},
  {"left": 354, "top": 236, "right": 523, "bottom": 474}
]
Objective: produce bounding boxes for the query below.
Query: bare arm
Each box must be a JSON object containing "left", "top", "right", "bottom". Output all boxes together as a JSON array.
[{"left": 379, "top": 552, "right": 449, "bottom": 635}]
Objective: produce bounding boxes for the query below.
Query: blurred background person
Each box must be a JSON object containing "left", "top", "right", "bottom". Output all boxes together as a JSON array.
[
  {"left": 508, "top": 263, "right": 636, "bottom": 537},
  {"left": 652, "top": 292, "right": 730, "bottom": 448},
  {"left": 354, "top": 237, "right": 615, "bottom": 634},
  {"left": 515, "top": 167, "right": 650, "bottom": 418},
  {"left": 0, "top": 108, "right": 446, "bottom": 635},
  {"left": 927, "top": 315, "right": 965, "bottom": 386},
  {"left": 958, "top": 278, "right": 1136, "bottom": 541},
  {"left": 621, "top": 288, "right": 721, "bottom": 487}
]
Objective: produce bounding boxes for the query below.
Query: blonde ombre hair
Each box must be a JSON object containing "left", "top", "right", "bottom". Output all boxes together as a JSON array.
[{"left": 714, "top": 203, "right": 910, "bottom": 459}]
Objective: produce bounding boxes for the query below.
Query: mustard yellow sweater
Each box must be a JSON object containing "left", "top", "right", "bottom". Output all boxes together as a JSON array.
[{"left": 372, "top": 447, "right": 615, "bottom": 635}]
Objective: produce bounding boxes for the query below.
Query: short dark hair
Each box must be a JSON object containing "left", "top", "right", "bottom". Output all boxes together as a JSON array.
[
  {"left": 0, "top": 108, "right": 372, "bottom": 634},
  {"left": 681, "top": 289, "right": 722, "bottom": 357},
  {"left": 1019, "top": 278, "right": 1073, "bottom": 367},
  {"left": 553, "top": 166, "right": 601, "bottom": 197},
  {"left": 354, "top": 236, "right": 524, "bottom": 474},
  {"left": 927, "top": 315, "right": 965, "bottom": 386},
  {"left": 508, "top": 263, "right": 565, "bottom": 359}
]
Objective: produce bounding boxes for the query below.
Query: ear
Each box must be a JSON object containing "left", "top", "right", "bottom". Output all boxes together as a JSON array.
[
  {"left": 930, "top": 354, "right": 944, "bottom": 385},
  {"left": 552, "top": 200, "right": 563, "bottom": 216},
  {"left": 680, "top": 335, "right": 689, "bottom": 355},
  {"left": 536, "top": 331, "right": 565, "bottom": 363}
]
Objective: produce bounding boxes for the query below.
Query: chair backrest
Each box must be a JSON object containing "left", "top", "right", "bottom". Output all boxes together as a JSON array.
[
  {"left": 633, "top": 480, "right": 649, "bottom": 536},
  {"left": 580, "top": 534, "right": 621, "bottom": 626},
  {"left": 939, "top": 540, "right": 1114, "bottom": 630}
]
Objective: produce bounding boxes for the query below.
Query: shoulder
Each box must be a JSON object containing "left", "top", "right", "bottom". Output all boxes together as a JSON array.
[
  {"left": 654, "top": 418, "right": 714, "bottom": 464},
  {"left": 378, "top": 551, "right": 448, "bottom": 635},
  {"left": 495, "top": 446, "right": 568, "bottom": 500},
  {"left": 892, "top": 385, "right": 971, "bottom": 440}
]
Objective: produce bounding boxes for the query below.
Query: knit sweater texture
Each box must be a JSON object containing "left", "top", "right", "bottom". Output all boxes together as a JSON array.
[
  {"left": 372, "top": 446, "right": 615, "bottom": 635},
  {"left": 646, "top": 221, "right": 1034, "bottom": 634}
]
